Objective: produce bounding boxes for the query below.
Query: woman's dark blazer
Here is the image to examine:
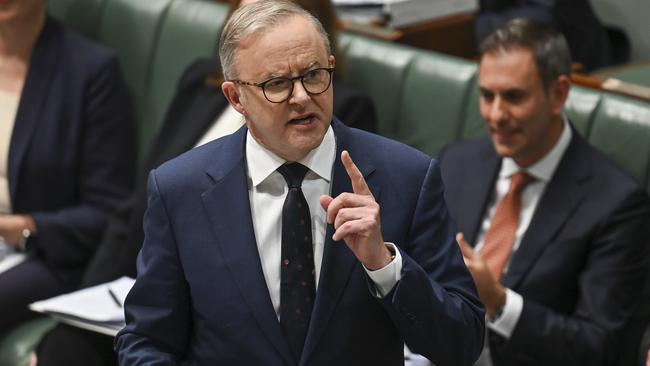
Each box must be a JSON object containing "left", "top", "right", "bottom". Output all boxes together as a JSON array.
[
  {"left": 82, "top": 57, "right": 377, "bottom": 286},
  {"left": 9, "top": 17, "right": 135, "bottom": 268}
]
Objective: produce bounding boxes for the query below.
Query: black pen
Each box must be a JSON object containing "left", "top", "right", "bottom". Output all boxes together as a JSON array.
[{"left": 108, "top": 287, "right": 123, "bottom": 308}]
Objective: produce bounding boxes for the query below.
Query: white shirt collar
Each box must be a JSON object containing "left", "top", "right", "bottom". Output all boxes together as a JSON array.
[
  {"left": 500, "top": 116, "right": 572, "bottom": 182},
  {"left": 246, "top": 125, "right": 336, "bottom": 187}
]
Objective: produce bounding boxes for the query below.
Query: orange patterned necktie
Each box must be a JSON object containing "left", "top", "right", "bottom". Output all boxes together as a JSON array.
[{"left": 481, "top": 171, "right": 533, "bottom": 282}]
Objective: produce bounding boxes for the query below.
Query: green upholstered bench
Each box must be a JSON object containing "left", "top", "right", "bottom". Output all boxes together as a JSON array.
[
  {"left": 49, "top": 0, "right": 229, "bottom": 159},
  {"left": 3, "top": 0, "right": 650, "bottom": 365},
  {"left": 338, "top": 32, "right": 650, "bottom": 191},
  {"left": 0, "top": 318, "right": 56, "bottom": 366}
]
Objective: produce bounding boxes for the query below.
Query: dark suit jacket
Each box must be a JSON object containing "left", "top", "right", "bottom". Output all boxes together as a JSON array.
[
  {"left": 476, "top": 0, "right": 613, "bottom": 71},
  {"left": 0, "top": 16, "right": 134, "bottom": 331},
  {"left": 10, "top": 17, "right": 134, "bottom": 269},
  {"left": 82, "top": 57, "right": 377, "bottom": 287},
  {"left": 439, "top": 130, "right": 650, "bottom": 365},
  {"left": 37, "top": 57, "right": 378, "bottom": 366},
  {"left": 115, "top": 119, "right": 485, "bottom": 366}
]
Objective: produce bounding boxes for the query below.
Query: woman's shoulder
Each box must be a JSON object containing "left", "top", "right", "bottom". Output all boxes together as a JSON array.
[{"left": 46, "top": 17, "right": 118, "bottom": 69}]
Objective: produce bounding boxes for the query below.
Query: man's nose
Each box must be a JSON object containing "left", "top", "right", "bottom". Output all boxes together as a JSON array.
[
  {"left": 289, "top": 79, "right": 310, "bottom": 105},
  {"left": 487, "top": 97, "right": 507, "bottom": 123}
]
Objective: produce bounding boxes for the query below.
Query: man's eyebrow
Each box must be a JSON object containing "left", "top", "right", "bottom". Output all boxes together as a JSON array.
[
  {"left": 298, "top": 61, "right": 320, "bottom": 73},
  {"left": 260, "top": 61, "right": 320, "bottom": 80}
]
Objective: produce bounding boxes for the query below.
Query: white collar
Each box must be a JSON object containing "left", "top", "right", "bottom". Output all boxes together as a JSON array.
[
  {"left": 246, "top": 125, "right": 336, "bottom": 187},
  {"left": 500, "top": 116, "right": 572, "bottom": 181}
]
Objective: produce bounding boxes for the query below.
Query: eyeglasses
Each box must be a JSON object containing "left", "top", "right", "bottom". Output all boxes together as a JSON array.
[{"left": 231, "top": 67, "right": 334, "bottom": 103}]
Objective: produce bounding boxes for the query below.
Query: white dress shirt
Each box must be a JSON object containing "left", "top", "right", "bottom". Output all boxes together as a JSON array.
[
  {"left": 0, "top": 90, "right": 19, "bottom": 214},
  {"left": 476, "top": 117, "right": 572, "bottom": 339},
  {"left": 246, "top": 125, "right": 402, "bottom": 319},
  {"left": 194, "top": 104, "right": 245, "bottom": 148}
]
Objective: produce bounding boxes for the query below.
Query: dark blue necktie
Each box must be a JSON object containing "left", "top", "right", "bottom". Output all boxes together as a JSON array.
[{"left": 277, "top": 163, "right": 316, "bottom": 362}]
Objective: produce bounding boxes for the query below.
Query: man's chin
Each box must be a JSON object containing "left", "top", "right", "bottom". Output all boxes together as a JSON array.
[{"left": 492, "top": 142, "right": 518, "bottom": 159}]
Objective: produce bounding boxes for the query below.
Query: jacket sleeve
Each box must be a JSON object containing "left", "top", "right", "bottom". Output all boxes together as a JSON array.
[
  {"left": 375, "top": 159, "right": 486, "bottom": 366},
  {"left": 115, "top": 171, "right": 190, "bottom": 365},
  {"left": 29, "top": 55, "right": 135, "bottom": 266},
  {"left": 494, "top": 189, "right": 650, "bottom": 365}
]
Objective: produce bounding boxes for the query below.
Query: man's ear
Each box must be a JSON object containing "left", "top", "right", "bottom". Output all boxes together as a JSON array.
[
  {"left": 222, "top": 81, "right": 247, "bottom": 116},
  {"left": 551, "top": 74, "right": 570, "bottom": 116},
  {"left": 329, "top": 55, "right": 335, "bottom": 68}
]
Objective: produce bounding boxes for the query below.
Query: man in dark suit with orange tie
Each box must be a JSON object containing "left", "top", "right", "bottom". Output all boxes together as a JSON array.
[
  {"left": 115, "top": 1, "right": 484, "bottom": 365},
  {"left": 440, "top": 19, "right": 650, "bottom": 366}
]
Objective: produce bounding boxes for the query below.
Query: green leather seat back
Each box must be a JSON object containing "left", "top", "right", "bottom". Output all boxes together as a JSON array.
[
  {"left": 460, "top": 80, "right": 485, "bottom": 141},
  {"left": 142, "top": 0, "right": 229, "bottom": 154},
  {"left": 47, "top": 0, "right": 107, "bottom": 38},
  {"left": 602, "top": 65, "right": 650, "bottom": 89},
  {"left": 0, "top": 318, "right": 56, "bottom": 366},
  {"left": 337, "top": 32, "right": 353, "bottom": 56},
  {"left": 399, "top": 52, "right": 477, "bottom": 156},
  {"left": 565, "top": 86, "right": 602, "bottom": 137},
  {"left": 97, "top": 0, "right": 173, "bottom": 145},
  {"left": 589, "top": 95, "right": 650, "bottom": 186},
  {"left": 338, "top": 33, "right": 415, "bottom": 139}
]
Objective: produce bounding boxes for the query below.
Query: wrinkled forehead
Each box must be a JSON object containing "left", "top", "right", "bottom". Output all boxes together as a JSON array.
[
  {"left": 241, "top": 15, "right": 327, "bottom": 52},
  {"left": 234, "top": 16, "right": 330, "bottom": 76}
]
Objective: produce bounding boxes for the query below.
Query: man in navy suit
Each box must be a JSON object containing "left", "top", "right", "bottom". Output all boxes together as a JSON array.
[
  {"left": 440, "top": 19, "right": 650, "bottom": 366},
  {"left": 115, "top": 1, "right": 484, "bottom": 365}
]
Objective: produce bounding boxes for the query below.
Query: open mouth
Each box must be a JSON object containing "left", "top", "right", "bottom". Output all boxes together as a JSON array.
[{"left": 289, "top": 114, "right": 317, "bottom": 125}]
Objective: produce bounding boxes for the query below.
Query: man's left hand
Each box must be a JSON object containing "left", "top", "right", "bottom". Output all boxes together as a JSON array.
[
  {"left": 457, "top": 232, "right": 506, "bottom": 318},
  {"left": 320, "top": 150, "right": 391, "bottom": 270}
]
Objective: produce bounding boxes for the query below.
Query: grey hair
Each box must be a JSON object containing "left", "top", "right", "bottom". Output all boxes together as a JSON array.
[
  {"left": 479, "top": 18, "right": 572, "bottom": 93},
  {"left": 219, "top": 0, "right": 332, "bottom": 80}
]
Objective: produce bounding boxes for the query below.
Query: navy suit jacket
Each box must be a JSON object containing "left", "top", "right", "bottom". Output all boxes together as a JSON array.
[
  {"left": 10, "top": 17, "right": 134, "bottom": 269},
  {"left": 116, "top": 120, "right": 484, "bottom": 366},
  {"left": 439, "top": 130, "right": 650, "bottom": 365},
  {"left": 82, "top": 57, "right": 377, "bottom": 287}
]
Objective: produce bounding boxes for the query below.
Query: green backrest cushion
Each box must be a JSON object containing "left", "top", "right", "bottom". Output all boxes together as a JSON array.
[
  {"left": 47, "top": 0, "right": 107, "bottom": 38},
  {"left": 459, "top": 79, "right": 485, "bottom": 141},
  {"left": 398, "top": 52, "right": 477, "bottom": 156},
  {"left": 338, "top": 33, "right": 416, "bottom": 139},
  {"left": 142, "top": 0, "right": 229, "bottom": 154},
  {"left": 604, "top": 65, "right": 650, "bottom": 89},
  {"left": 97, "top": 0, "right": 173, "bottom": 141},
  {"left": 337, "top": 32, "right": 353, "bottom": 56},
  {"left": 564, "top": 86, "right": 602, "bottom": 137},
  {"left": 589, "top": 95, "right": 650, "bottom": 186},
  {"left": 0, "top": 318, "right": 56, "bottom": 366}
]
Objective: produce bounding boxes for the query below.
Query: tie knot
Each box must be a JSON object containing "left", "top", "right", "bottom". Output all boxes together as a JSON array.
[
  {"left": 278, "top": 163, "right": 309, "bottom": 188},
  {"left": 509, "top": 171, "right": 533, "bottom": 193}
]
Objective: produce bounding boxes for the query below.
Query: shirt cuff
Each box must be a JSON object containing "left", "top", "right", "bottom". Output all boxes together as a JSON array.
[
  {"left": 364, "top": 243, "right": 403, "bottom": 297},
  {"left": 487, "top": 288, "right": 523, "bottom": 338}
]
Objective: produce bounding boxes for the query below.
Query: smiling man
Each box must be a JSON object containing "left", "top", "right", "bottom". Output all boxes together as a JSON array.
[
  {"left": 439, "top": 18, "right": 650, "bottom": 366},
  {"left": 114, "top": 1, "right": 484, "bottom": 365}
]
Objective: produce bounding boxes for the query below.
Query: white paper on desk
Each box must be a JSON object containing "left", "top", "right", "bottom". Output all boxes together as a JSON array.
[
  {"left": 0, "top": 240, "right": 28, "bottom": 274},
  {"left": 29, "top": 276, "right": 135, "bottom": 324}
]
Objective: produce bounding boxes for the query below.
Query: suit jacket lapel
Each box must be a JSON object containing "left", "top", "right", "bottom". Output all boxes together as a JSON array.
[
  {"left": 9, "top": 18, "right": 58, "bottom": 200},
  {"left": 504, "top": 133, "right": 591, "bottom": 288},
  {"left": 458, "top": 142, "right": 501, "bottom": 246},
  {"left": 200, "top": 128, "right": 293, "bottom": 365},
  {"left": 301, "top": 120, "right": 380, "bottom": 365}
]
